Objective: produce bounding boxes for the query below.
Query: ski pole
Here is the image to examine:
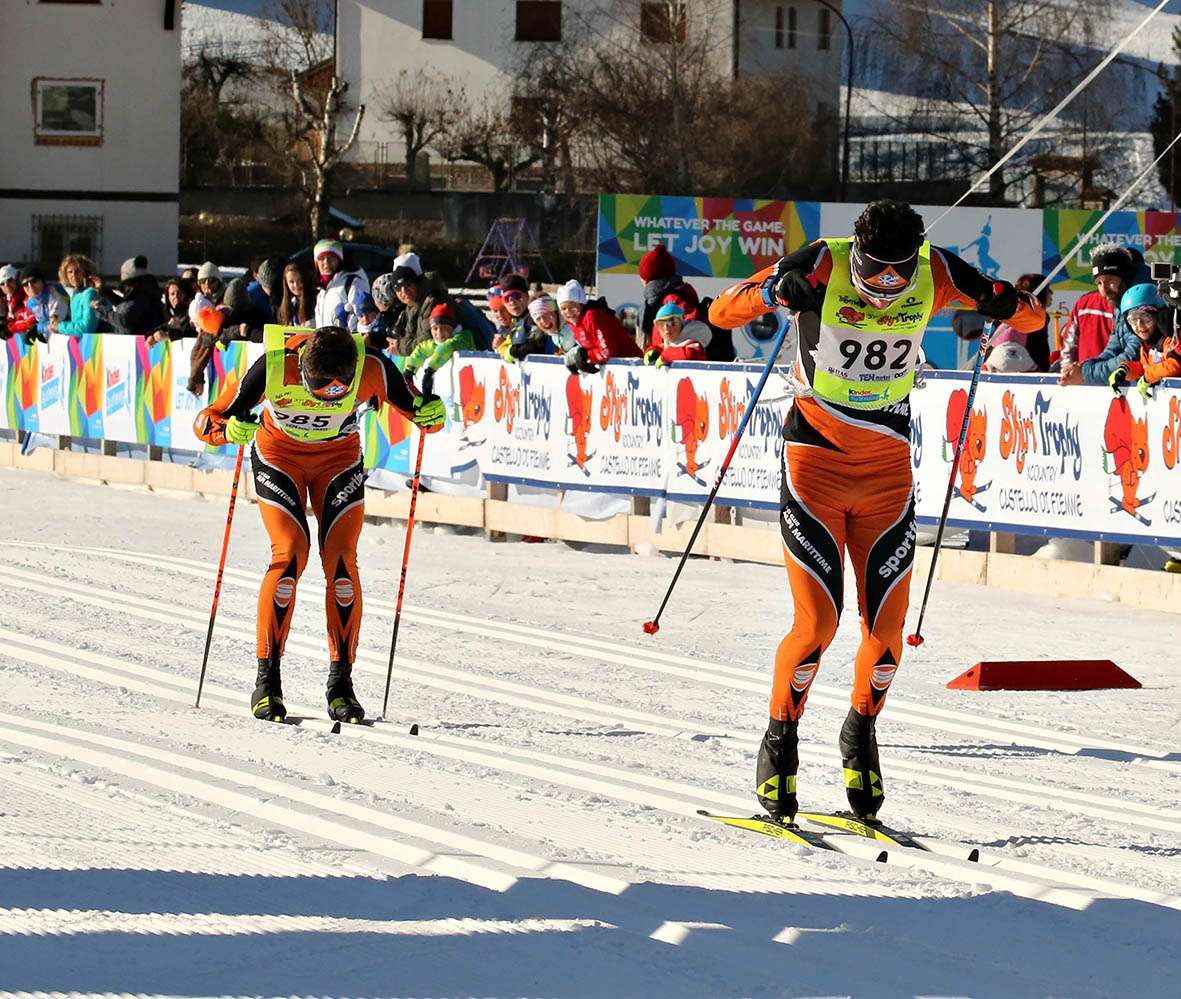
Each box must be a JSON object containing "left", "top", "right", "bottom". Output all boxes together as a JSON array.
[
  {"left": 907, "top": 320, "right": 994, "bottom": 648},
  {"left": 382, "top": 425, "right": 427, "bottom": 718},
  {"left": 643, "top": 316, "right": 794, "bottom": 635},
  {"left": 195, "top": 443, "right": 246, "bottom": 708}
]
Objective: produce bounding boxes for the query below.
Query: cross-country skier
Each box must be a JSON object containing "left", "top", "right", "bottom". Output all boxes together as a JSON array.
[
  {"left": 194, "top": 324, "right": 446, "bottom": 722},
  {"left": 708, "top": 200, "right": 1046, "bottom": 823}
]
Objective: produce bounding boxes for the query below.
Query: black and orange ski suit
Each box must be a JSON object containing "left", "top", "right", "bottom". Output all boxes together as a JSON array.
[
  {"left": 710, "top": 241, "right": 1045, "bottom": 721},
  {"left": 194, "top": 334, "right": 423, "bottom": 664}
]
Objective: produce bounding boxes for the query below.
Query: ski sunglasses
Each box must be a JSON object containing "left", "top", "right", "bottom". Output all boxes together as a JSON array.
[
  {"left": 299, "top": 352, "right": 351, "bottom": 401},
  {"left": 851, "top": 242, "right": 920, "bottom": 302}
]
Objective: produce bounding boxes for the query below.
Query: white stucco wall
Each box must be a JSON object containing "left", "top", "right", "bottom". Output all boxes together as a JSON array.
[
  {"left": 341, "top": 0, "right": 843, "bottom": 165},
  {"left": 0, "top": 0, "right": 181, "bottom": 275}
]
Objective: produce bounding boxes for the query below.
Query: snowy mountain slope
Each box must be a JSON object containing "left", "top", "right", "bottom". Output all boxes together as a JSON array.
[{"left": 0, "top": 465, "right": 1178, "bottom": 998}]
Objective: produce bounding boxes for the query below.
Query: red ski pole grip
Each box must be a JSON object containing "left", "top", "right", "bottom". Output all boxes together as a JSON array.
[
  {"left": 906, "top": 633, "right": 924, "bottom": 647},
  {"left": 642, "top": 620, "right": 660, "bottom": 635}
]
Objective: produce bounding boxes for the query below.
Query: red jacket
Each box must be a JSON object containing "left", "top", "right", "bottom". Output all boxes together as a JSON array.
[
  {"left": 4, "top": 288, "right": 35, "bottom": 335},
  {"left": 574, "top": 303, "right": 642, "bottom": 364},
  {"left": 1060, "top": 290, "right": 1114, "bottom": 366}
]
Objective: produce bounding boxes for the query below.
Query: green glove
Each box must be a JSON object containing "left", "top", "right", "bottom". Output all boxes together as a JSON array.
[
  {"left": 225, "top": 415, "right": 259, "bottom": 445},
  {"left": 1137, "top": 375, "right": 1154, "bottom": 401},
  {"left": 1108, "top": 364, "right": 1129, "bottom": 395},
  {"left": 643, "top": 348, "right": 661, "bottom": 366},
  {"left": 412, "top": 394, "right": 446, "bottom": 428}
]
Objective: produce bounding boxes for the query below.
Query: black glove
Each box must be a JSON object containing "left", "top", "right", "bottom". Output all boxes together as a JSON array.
[
  {"left": 0, "top": 320, "right": 9, "bottom": 341},
  {"left": 508, "top": 341, "right": 531, "bottom": 360},
  {"left": 763, "top": 268, "right": 825, "bottom": 314},
  {"left": 976, "top": 280, "right": 1019, "bottom": 321},
  {"left": 24, "top": 329, "right": 47, "bottom": 345}
]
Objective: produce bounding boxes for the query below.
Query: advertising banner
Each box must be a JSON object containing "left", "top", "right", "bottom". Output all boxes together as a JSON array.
[
  {"left": 1042, "top": 209, "right": 1181, "bottom": 292},
  {"left": 5, "top": 334, "right": 1179, "bottom": 545}
]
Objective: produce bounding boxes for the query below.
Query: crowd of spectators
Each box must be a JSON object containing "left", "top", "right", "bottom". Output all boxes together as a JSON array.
[{"left": 3, "top": 238, "right": 1177, "bottom": 403}]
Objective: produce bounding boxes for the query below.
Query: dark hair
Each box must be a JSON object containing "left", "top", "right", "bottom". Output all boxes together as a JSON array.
[
  {"left": 303, "top": 326, "right": 358, "bottom": 379},
  {"left": 853, "top": 199, "right": 926, "bottom": 260},
  {"left": 19, "top": 265, "right": 44, "bottom": 284},
  {"left": 1014, "top": 273, "right": 1052, "bottom": 307},
  {"left": 279, "top": 260, "right": 316, "bottom": 325},
  {"left": 163, "top": 277, "right": 193, "bottom": 307},
  {"left": 181, "top": 266, "right": 199, "bottom": 281}
]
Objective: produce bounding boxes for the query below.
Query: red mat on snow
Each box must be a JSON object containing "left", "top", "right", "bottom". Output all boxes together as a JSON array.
[{"left": 947, "top": 660, "right": 1142, "bottom": 691}]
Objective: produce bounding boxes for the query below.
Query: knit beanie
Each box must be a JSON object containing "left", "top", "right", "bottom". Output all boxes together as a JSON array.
[
  {"left": 223, "top": 277, "right": 252, "bottom": 311},
  {"left": 555, "top": 279, "right": 587, "bottom": 305},
  {"left": 638, "top": 243, "right": 677, "bottom": 283},
  {"left": 371, "top": 272, "right": 398, "bottom": 308},
  {"left": 120, "top": 255, "right": 151, "bottom": 282},
  {"left": 197, "top": 261, "right": 221, "bottom": 282},
  {"left": 314, "top": 239, "right": 343, "bottom": 263},
  {"left": 393, "top": 251, "right": 422, "bottom": 276},
  {"left": 528, "top": 294, "right": 558, "bottom": 321},
  {"left": 1090, "top": 243, "right": 1136, "bottom": 285},
  {"left": 429, "top": 303, "right": 457, "bottom": 328},
  {"left": 257, "top": 255, "right": 285, "bottom": 291},
  {"left": 654, "top": 301, "right": 685, "bottom": 322}
]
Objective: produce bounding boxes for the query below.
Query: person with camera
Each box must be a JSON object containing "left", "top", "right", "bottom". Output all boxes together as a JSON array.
[
  {"left": 193, "top": 324, "right": 446, "bottom": 724},
  {"left": 708, "top": 199, "right": 1046, "bottom": 827}
]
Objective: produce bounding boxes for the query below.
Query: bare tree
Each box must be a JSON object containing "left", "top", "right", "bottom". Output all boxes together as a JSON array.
[
  {"left": 180, "top": 48, "right": 266, "bottom": 185},
  {"left": 370, "top": 69, "right": 466, "bottom": 188},
  {"left": 260, "top": 0, "right": 366, "bottom": 237},
  {"left": 863, "top": 0, "right": 1124, "bottom": 203},
  {"left": 435, "top": 98, "right": 541, "bottom": 193}
]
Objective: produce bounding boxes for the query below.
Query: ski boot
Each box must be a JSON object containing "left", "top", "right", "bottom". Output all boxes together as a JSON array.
[
  {"left": 251, "top": 657, "right": 286, "bottom": 722},
  {"left": 839, "top": 706, "right": 883, "bottom": 821},
  {"left": 326, "top": 660, "right": 366, "bottom": 723},
  {"left": 755, "top": 717, "right": 799, "bottom": 821}
]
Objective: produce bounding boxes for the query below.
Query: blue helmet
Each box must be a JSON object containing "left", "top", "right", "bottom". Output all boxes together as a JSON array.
[{"left": 1119, "top": 282, "right": 1163, "bottom": 315}]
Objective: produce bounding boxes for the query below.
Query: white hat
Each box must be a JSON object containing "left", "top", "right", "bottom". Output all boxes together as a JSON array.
[
  {"left": 120, "top": 255, "right": 151, "bottom": 282},
  {"left": 393, "top": 251, "right": 422, "bottom": 276},
  {"left": 197, "top": 261, "right": 221, "bottom": 282},
  {"left": 555, "top": 279, "right": 587, "bottom": 305},
  {"left": 984, "top": 342, "right": 1037, "bottom": 373},
  {"left": 0, "top": 265, "right": 18, "bottom": 283}
]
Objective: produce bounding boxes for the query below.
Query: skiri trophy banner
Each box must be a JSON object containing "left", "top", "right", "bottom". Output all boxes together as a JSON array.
[{"left": 3, "top": 336, "right": 1179, "bottom": 546}]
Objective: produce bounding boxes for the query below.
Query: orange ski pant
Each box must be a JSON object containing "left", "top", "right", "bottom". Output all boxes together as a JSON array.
[
  {"left": 773, "top": 438, "right": 916, "bottom": 721},
  {"left": 250, "top": 432, "right": 367, "bottom": 663}
]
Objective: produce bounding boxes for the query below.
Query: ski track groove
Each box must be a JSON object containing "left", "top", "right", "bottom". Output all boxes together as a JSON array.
[
  {"left": 1, "top": 558, "right": 1179, "bottom": 840},
  {"left": 3, "top": 539, "right": 1177, "bottom": 768},
  {"left": 1, "top": 614, "right": 1178, "bottom": 910}
]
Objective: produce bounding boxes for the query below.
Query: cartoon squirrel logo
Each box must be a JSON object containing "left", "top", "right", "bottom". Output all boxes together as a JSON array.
[
  {"left": 458, "top": 365, "right": 485, "bottom": 429},
  {"left": 565, "top": 374, "right": 593, "bottom": 468},
  {"left": 1104, "top": 396, "right": 1149, "bottom": 515},
  {"left": 676, "top": 377, "right": 709, "bottom": 479},
  {"left": 946, "top": 387, "right": 987, "bottom": 503},
  {"left": 837, "top": 305, "right": 865, "bottom": 327}
]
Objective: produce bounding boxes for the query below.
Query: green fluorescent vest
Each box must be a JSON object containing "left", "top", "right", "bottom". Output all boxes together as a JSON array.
[
  {"left": 263, "top": 324, "right": 365, "bottom": 441},
  {"left": 811, "top": 239, "right": 935, "bottom": 409}
]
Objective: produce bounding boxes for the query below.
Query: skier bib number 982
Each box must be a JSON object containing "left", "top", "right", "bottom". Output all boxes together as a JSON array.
[{"left": 811, "top": 239, "right": 935, "bottom": 409}]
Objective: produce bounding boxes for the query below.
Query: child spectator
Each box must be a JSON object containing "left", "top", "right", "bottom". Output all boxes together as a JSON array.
[
  {"left": 638, "top": 242, "right": 734, "bottom": 360},
  {"left": 556, "top": 279, "right": 642, "bottom": 373},
  {"left": 312, "top": 239, "right": 370, "bottom": 332},
  {"left": 528, "top": 294, "right": 574, "bottom": 354},
  {"left": 1108, "top": 283, "right": 1179, "bottom": 397},
  {"left": 279, "top": 260, "right": 316, "bottom": 327},
  {"left": 148, "top": 278, "right": 195, "bottom": 344},
  {"left": 643, "top": 301, "right": 711, "bottom": 366},
  {"left": 1059, "top": 280, "right": 1146, "bottom": 387},
  {"left": 354, "top": 292, "right": 388, "bottom": 351},
  {"left": 403, "top": 303, "right": 475, "bottom": 392},
  {"left": 495, "top": 273, "right": 550, "bottom": 362},
  {"left": 47, "top": 255, "right": 102, "bottom": 339},
  {"left": 17, "top": 265, "right": 68, "bottom": 343}
]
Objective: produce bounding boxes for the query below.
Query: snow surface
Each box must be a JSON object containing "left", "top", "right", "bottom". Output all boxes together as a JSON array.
[{"left": 0, "top": 464, "right": 1178, "bottom": 999}]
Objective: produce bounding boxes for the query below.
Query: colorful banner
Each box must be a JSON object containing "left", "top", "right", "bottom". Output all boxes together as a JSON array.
[
  {"left": 6, "top": 334, "right": 1179, "bottom": 545},
  {"left": 1042, "top": 209, "right": 1181, "bottom": 292}
]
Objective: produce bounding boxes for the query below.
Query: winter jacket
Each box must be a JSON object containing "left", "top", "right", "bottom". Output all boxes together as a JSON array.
[
  {"left": 24, "top": 286, "right": 69, "bottom": 337},
  {"left": 496, "top": 313, "right": 552, "bottom": 362},
  {"left": 1124, "top": 333, "right": 1181, "bottom": 385},
  {"left": 573, "top": 299, "right": 643, "bottom": 364},
  {"left": 1060, "top": 291, "right": 1115, "bottom": 366},
  {"left": 246, "top": 279, "right": 274, "bottom": 321},
  {"left": 55, "top": 286, "right": 101, "bottom": 338},
  {"left": 1080, "top": 313, "right": 1141, "bottom": 385},
  {"left": 103, "top": 276, "right": 165, "bottom": 335},
  {"left": 648, "top": 318, "right": 711, "bottom": 363},
  {"left": 405, "top": 327, "right": 476, "bottom": 374},
  {"left": 4, "top": 287, "right": 33, "bottom": 336},
  {"left": 313, "top": 267, "right": 370, "bottom": 332},
  {"left": 390, "top": 271, "right": 449, "bottom": 356}
]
